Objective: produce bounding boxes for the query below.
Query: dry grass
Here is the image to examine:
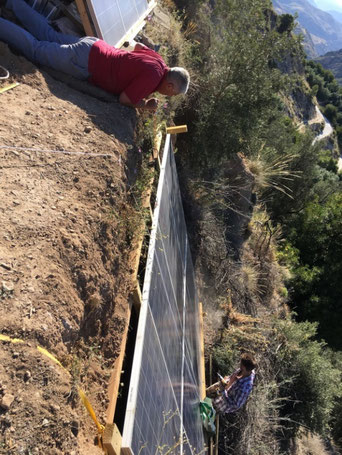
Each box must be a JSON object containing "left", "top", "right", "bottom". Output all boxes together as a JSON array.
[{"left": 245, "top": 147, "right": 301, "bottom": 198}]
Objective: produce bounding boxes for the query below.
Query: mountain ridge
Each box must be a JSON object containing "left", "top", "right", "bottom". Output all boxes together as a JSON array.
[{"left": 273, "top": 0, "right": 342, "bottom": 56}]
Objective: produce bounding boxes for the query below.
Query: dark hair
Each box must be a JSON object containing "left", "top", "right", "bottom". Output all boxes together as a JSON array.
[{"left": 241, "top": 353, "right": 257, "bottom": 371}]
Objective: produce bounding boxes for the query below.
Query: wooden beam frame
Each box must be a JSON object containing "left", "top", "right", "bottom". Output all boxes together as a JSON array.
[
  {"left": 75, "top": 0, "right": 96, "bottom": 36},
  {"left": 198, "top": 301, "right": 206, "bottom": 400}
]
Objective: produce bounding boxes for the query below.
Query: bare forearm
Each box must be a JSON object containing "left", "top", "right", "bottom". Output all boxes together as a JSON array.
[{"left": 119, "top": 92, "right": 158, "bottom": 111}]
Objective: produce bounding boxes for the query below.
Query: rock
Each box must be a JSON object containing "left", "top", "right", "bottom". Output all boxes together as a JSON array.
[
  {"left": 1, "top": 394, "right": 15, "bottom": 410},
  {"left": 24, "top": 370, "right": 31, "bottom": 382},
  {"left": 0, "top": 263, "right": 11, "bottom": 270},
  {"left": 42, "top": 418, "right": 49, "bottom": 426},
  {"left": 84, "top": 126, "right": 92, "bottom": 133},
  {"left": 50, "top": 403, "right": 60, "bottom": 414},
  {"left": 1, "top": 281, "right": 14, "bottom": 292},
  {"left": 12, "top": 352, "right": 19, "bottom": 359},
  {"left": 71, "top": 420, "right": 79, "bottom": 437}
]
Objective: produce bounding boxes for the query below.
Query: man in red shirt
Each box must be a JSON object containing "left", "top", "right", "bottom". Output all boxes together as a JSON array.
[{"left": 0, "top": 0, "right": 190, "bottom": 111}]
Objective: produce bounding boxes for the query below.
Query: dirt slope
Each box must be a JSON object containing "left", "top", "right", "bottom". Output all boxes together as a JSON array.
[{"left": 0, "top": 42, "right": 138, "bottom": 454}]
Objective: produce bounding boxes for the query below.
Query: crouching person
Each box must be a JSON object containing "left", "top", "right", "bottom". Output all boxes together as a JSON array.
[{"left": 206, "top": 353, "right": 257, "bottom": 415}]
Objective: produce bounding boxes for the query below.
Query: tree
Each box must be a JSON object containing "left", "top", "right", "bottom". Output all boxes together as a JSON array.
[
  {"left": 277, "top": 13, "right": 295, "bottom": 34},
  {"left": 188, "top": 0, "right": 298, "bottom": 168},
  {"left": 324, "top": 103, "right": 338, "bottom": 124},
  {"left": 287, "top": 193, "right": 342, "bottom": 349}
]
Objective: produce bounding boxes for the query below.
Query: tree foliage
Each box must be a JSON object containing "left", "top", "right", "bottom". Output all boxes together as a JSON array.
[{"left": 188, "top": 0, "right": 301, "bottom": 168}]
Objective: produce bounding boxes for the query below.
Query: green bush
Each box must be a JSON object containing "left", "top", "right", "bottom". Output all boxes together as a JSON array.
[{"left": 273, "top": 317, "right": 342, "bottom": 436}]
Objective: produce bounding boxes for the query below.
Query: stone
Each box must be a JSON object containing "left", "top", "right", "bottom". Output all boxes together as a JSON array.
[
  {"left": 1, "top": 281, "right": 14, "bottom": 292},
  {"left": 24, "top": 370, "right": 31, "bottom": 382},
  {"left": 1, "top": 394, "right": 15, "bottom": 410},
  {"left": 84, "top": 126, "right": 92, "bottom": 133},
  {"left": 71, "top": 420, "right": 79, "bottom": 437}
]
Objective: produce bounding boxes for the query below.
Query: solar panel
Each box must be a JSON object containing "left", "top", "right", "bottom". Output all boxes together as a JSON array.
[
  {"left": 122, "top": 136, "right": 205, "bottom": 454},
  {"left": 86, "top": 0, "right": 149, "bottom": 46}
]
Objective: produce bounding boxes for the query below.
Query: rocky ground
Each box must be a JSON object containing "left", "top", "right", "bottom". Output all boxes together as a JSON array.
[{"left": 0, "top": 41, "right": 140, "bottom": 454}]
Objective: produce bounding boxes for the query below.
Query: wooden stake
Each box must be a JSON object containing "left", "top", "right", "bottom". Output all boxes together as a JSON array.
[
  {"left": 198, "top": 301, "right": 206, "bottom": 400},
  {"left": 0, "top": 82, "right": 19, "bottom": 94},
  {"left": 166, "top": 125, "right": 188, "bottom": 134},
  {"left": 215, "top": 415, "right": 219, "bottom": 455},
  {"left": 103, "top": 423, "right": 122, "bottom": 455}
]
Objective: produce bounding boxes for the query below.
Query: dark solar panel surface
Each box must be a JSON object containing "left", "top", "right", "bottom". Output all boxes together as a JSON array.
[{"left": 122, "top": 137, "right": 204, "bottom": 454}]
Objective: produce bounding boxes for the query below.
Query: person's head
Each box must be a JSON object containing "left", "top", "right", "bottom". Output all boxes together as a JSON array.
[
  {"left": 240, "top": 353, "right": 257, "bottom": 374},
  {"left": 157, "top": 67, "right": 190, "bottom": 97}
]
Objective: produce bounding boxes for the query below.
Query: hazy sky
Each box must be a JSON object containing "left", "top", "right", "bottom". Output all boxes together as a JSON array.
[{"left": 314, "top": 0, "right": 342, "bottom": 12}]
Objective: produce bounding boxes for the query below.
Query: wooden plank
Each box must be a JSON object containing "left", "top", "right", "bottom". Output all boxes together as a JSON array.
[
  {"left": 132, "top": 281, "right": 142, "bottom": 312},
  {"left": 121, "top": 448, "right": 134, "bottom": 455},
  {"left": 106, "top": 302, "right": 132, "bottom": 424},
  {"left": 215, "top": 415, "right": 219, "bottom": 455},
  {"left": 50, "top": 0, "right": 83, "bottom": 31},
  {"left": 84, "top": 0, "right": 103, "bottom": 39},
  {"left": 103, "top": 423, "right": 122, "bottom": 455},
  {"left": 75, "top": 0, "right": 95, "bottom": 36},
  {"left": 198, "top": 301, "right": 206, "bottom": 400},
  {"left": 166, "top": 125, "right": 188, "bottom": 134}
]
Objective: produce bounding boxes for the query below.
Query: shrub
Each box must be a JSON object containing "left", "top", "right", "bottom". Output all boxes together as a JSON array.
[{"left": 273, "top": 317, "right": 342, "bottom": 436}]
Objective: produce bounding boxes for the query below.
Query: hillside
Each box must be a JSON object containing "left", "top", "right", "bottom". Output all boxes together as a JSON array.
[
  {"left": 1, "top": 0, "right": 342, "bottom": 454},
  {"left": 0, "top": 40, "right": 140, "bottom": 454},
  {"left": 315, "top": 48, "right": 342, "bottom": 85},
  {"left": 273, "top": 0, "right": 342, "bottom": 55}
]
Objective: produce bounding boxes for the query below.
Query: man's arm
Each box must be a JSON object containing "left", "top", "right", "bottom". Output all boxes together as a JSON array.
[{"left": 119, "top": 91, "right": 159, "bottom": 111}]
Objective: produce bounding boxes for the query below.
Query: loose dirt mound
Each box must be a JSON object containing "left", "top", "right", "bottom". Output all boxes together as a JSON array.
[{"left": 0, "top": 42, "right": 138, "bottom": 454}]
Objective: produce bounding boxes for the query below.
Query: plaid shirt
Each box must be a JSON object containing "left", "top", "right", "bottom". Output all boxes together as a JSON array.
[{"left": 212, "top": 370, "right": 255, "bottom": 414}]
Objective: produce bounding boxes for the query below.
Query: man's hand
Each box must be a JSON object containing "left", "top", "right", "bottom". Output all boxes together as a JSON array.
[
  {"left": 224, "top": 372, "right": 239, "bottom": 390},
  {"left": 134, "top": 42, "right": 148, "bottom": 51},
  {"left": 119, "top": 92, "right": 159, "bottom": 111}
]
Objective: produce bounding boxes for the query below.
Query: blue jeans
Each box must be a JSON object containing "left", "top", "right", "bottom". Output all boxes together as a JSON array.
[{"left": 0, "top": 0, "right": 98, "bottom": 79}]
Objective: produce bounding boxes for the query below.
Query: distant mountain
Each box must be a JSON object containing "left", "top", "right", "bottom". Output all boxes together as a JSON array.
[
  {"left": 328, "top": 10, "right": 342, "bottom": 24},
  {"left": 273, "top": 0, "right": 342, "bottom": 56},
  {"left": 315, "top": 0, "right": 342, "bottom": 14},
  {"left": 315, "top": 49, "right": 342, "bottom": 85}
]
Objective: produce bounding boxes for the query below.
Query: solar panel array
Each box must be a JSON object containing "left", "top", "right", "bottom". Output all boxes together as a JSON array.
[
  {"left": 122, "top": 136, "right": 205, "bottom": 454},
  {"left": 86, "top": 0, "right": 149, "bottom": 46}
]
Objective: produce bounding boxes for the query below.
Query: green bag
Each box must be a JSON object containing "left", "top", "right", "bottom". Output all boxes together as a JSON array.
[{"left": 200, "top": 397, "right": 216, "bottom": 435}]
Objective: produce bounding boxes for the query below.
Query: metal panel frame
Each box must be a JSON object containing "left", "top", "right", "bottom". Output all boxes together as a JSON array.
[
  {"left": 85, "top": 0, "right": 155, "bottom": 47},
  {"left": 122, "top": 135, "right": 204, "bottom": 454}
]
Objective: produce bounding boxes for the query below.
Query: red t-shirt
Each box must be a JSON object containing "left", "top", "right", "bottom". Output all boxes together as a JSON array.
[{"left": 88, "top": 41, "right": 169, "bottom": 104}]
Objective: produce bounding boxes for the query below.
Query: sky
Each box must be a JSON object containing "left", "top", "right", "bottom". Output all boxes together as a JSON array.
[{"left": 313, "top": 0, "right": 342, "bottom": 13}]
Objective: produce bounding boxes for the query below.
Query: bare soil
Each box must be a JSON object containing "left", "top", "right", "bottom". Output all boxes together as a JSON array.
[{"left": 0, "top": 42, "right": 140, "bottom": 454}]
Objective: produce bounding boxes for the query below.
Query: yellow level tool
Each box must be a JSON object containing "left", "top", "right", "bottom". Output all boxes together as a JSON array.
[{"left": 0, "top": 82, "right": 20, "bottom": 94}]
